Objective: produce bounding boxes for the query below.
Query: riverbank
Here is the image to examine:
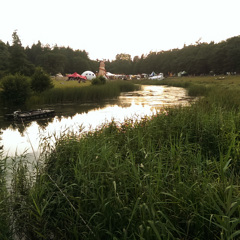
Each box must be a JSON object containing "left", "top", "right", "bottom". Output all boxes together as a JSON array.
[
  {"left": 2, "top": 76, "right": 240, "bottom": 239},
  {"left": 134, "top": 75, "right": 240, "bottom": 96}
]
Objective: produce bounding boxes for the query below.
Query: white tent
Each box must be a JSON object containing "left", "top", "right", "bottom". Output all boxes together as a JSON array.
[
  {"left": 149, "top": 73, "right": 164, "bottom": 80},
  {"left": 106, "top": 72, "right": 115, "bottom": 79},
  {"left": 149, "top": 71, "right": 157, "bottom": 77},
  {"left": 81, "top": 71, "right": 96, "bottom": 80}
]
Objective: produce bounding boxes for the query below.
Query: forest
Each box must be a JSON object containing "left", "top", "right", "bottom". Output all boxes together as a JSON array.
[{"left": 0, "top": 31, "right": 240, "bottom": 78}]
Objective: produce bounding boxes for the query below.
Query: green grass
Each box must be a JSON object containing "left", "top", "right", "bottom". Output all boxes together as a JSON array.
[
  {"left": 27, "top": 80, "right": 140, "bottom": 106},
  {"left": 0, "top": 153, "right": 11, "bottom": 240},
  {"left": 134, "top": 75, "right": 240, "bottom": 97},
  {"left": 52, "top": 77, "right": 91, "bottom": 88},
  {"left": 2, "top": 75, "right": 240, "bottom": 239}
]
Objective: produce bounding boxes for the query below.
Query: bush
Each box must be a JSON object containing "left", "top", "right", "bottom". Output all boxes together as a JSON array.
[
  {"left": 31, "top": 67, "right": 53, "bottom": 93},
  {"left": 91, "top": 75, "right": 106, "bottom": 85},
  {"left": 0, "top": 74, "right": 31, "bottom": 106}
]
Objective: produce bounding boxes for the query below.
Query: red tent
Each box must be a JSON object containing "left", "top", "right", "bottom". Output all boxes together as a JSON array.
[
  {"left": 67, "top": 72, "right": 87, "bottom": 80},
  {"left": 68, "top": 72, "right": 86, "bottom": 79}
]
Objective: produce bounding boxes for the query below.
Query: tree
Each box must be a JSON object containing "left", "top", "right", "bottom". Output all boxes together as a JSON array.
[
  {"left": 8, "top": 31, "right": 34, "bottom": 76},
  {"left": 31, "top": 67, "right": 53, "bottom": 93},
  {"left": 0, "top": 74, "right": 31, "bottom": 106},
  {"left": 25, "top": 41, "right": 43, "bottom": 65},
  {"left": 0, "top": 40, "right": 10, "bottom": 71},
  {"left": 38, "top": 52, "right": 66, "bottom": 75},
  {"left": 115, "top": 53, "right": 131, "bottom": 61}
]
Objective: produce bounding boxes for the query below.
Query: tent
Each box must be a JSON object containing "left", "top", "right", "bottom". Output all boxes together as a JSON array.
[
  {"left": 149, "top": 71, "right": 157, "bottom": 77},
  {"left": 67, "top": 72, "right": 87, "bottom": 81},
  {"left": 81, "top": 71, "right": 96, "bottom": 80}
]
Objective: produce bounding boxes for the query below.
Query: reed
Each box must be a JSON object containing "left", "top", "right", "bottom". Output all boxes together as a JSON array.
[
  {"left": 0, "top": 154, "right": 12, "bottom": 240},
  {"left": 28, "top": 80, "right": 140, "bottom": 106}
]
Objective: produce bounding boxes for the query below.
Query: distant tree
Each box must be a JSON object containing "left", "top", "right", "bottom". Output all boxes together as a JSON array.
[
  {"left": 210, "top": 42, "right": 228, "bottom": 74},
  {"left": 0, "top": 74, "right": 31, "bottom": 105},
  {"left": 71, "top": 57, "right": 90, "bottom": 74},
  {"left": 25, "top": 41, "right": 43, "bottom": 65},
  {"left": 8, "top": 31, "right": 34, "bottom": 76},
  {"left": 225, "top": 36, "right": 240, "bottom": 73},
  {"left": 0, "top": 40, "right": 10, "bottom": 72},
  {"left": 31, "top": 67, "right": 53, "bottom": 93},
  {"left": 115, "top": 53, "right": 132, "bottom": 61},
  {"left": 38, "top": 52, "right": 66, "bottom": 75}
]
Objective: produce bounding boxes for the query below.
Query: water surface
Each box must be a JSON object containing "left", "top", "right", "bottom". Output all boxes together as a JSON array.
[{"left": 0, "top": 85, "right": 193, "bottom": 157}]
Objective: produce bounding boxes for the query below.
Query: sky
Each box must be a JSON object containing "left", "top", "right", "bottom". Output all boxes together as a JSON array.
[{"left": 1, "top": 0, "right": 239, "bottom": 61}]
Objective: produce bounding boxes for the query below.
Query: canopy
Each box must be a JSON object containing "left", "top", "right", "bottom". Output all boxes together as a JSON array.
[{"left": 68, "top": 72, "right": 87, "bottom": 79}]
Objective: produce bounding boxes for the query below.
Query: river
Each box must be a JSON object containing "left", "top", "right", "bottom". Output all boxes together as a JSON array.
[{"left": 0, "top": 85, "right": 194, "bottom": 158}]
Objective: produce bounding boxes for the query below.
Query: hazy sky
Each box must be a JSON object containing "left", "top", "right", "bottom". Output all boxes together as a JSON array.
[{"left": 1, "top": 0, "right": 239, "bottom": 61}]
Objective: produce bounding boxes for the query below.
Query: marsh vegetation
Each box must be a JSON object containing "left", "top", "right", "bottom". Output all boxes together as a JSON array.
[{"left": 27, "top": 80, "right": 140, "bottom": 107}]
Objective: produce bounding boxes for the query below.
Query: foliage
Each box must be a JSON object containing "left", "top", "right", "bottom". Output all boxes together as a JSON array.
[
  {"left": 37, "top": 52, "right": 66, "bottom": 75},
  {"left": 91, "top": 75, "right": 106, "bottom": 85},
  {"left": 0, "top": 40, "right": 10, "bottom": 72},
  {"left": 31, "top": 67, "right": 53, "bottom": 93},
  {"left": 8, "top": 31, "right": 35, "bottom": 76},
  {"left": 0, "top": 74, "right": 31, "bottom": 106}
]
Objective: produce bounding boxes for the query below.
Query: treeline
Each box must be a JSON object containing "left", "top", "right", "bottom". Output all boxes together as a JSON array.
[
  {"left": 0, "top": 31, "right": 240, "bottom": 78},
  {"left": 106, "top": 37, "right": 240, "bottom": 76},
  {"left": 0, "top": 31, "right": 98, "bottom": 78}
]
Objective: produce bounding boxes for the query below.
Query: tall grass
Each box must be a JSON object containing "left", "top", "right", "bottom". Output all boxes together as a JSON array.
[
  {"left": 0, "top": 153, "right": 12, "bottom": 239},
  {"left": 28, "top": 81, "right": 140, "bottom": 106}
]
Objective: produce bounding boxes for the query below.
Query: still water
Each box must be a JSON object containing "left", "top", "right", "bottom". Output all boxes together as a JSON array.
[{"left": 0, "top": 85, "right": 194, "bottom": 158}]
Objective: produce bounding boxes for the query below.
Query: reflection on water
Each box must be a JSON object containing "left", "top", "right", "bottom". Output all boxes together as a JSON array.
[{"left": 0, "top": 85, "right": 193, "bottom": 157}]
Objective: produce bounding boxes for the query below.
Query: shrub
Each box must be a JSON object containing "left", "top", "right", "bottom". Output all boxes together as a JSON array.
[
  {"left": 0, "top": 74, "right": 31, "bottom": 106},
  {"left": 91, "top": 75, "right": 106, "bottom": 85},
  {"left": 31, "top": 67, "right": 53, "bottom": 93}
]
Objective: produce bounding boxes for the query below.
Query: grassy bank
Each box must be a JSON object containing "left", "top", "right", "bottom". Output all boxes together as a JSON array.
[
  {"left": 2, "top": 76, "right": 240, "bottom": 239},
  {"left": 27, "top": 80, "right": 140, "bottom": 106},
  {"left": 134, "top": 75, "right": 240, "bottom": 97}
]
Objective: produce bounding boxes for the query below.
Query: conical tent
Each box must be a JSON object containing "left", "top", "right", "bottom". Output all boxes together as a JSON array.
[{"left": 149, "top": 71, "right": 157, "bottom": 77}]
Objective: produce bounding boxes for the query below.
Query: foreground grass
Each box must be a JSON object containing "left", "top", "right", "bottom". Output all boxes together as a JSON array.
[
  {"left": 0, "top": 154, "right": 11, "bottom": 240},
  {"left": 2, "top": 76, "right": 240, "bottom": 239}
]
